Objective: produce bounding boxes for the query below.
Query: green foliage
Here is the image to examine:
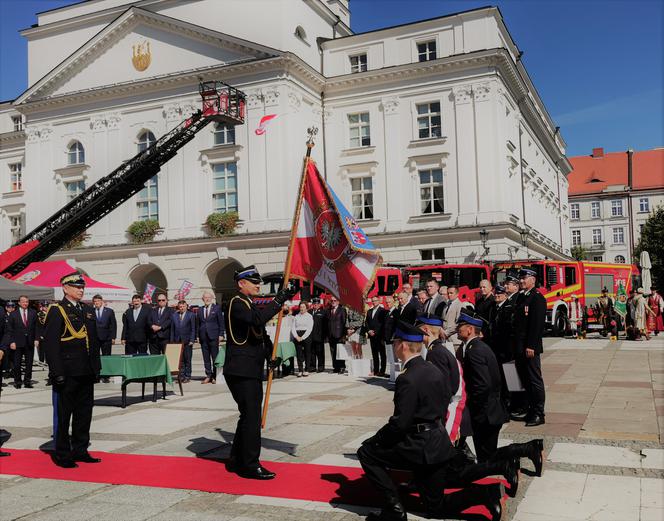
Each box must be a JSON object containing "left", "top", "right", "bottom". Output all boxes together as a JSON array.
[
  {"left": 634, "top": 205, "right": 664, "bottom": 289},
  {"left": 571, "top": 245, "right": 587, "bottom": 261},
  {"left": 205, "top": 211, "right": 239, "bottom": 237},
  {"left": 63, "top": 232, "right": 89, "bottom": 250},
  {"left": 127, "top": 219, "right": 161, "bottom": 244}
]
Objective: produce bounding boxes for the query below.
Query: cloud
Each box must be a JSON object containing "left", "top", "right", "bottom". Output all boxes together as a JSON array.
[{"left": 554, "top": 88, "right": 663, "bottom": 127}]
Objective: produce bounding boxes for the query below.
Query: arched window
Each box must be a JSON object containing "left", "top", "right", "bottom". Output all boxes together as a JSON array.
[
  {"left": 67, "top": 141, "right": 85, "bottom": 165},
  {"left": 614, "top": 255, "right": 626, "bottom": 264},
  {"left": 137, "top": 131, "right": 158, "bottom": 220},
  {"left": 137, "top": 131, "right": 156, "bottom": 153}
]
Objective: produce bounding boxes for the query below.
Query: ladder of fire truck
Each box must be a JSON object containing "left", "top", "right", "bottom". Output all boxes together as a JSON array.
[{"left": 1, "top": 82, "right": 245, "bottom": 277}]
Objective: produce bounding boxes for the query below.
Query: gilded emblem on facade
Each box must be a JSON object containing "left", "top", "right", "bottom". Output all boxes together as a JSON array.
[{"left": 132, "top": 41, "right": 151, "bottom": 72}]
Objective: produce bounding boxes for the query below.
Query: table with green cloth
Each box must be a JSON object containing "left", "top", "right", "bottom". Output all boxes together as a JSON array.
[
  {"left": 214, "top": 342, "right": 297, "bottom": 369},
  {"left": 101, "top": 355, "right": 172, "bottom": 408}
]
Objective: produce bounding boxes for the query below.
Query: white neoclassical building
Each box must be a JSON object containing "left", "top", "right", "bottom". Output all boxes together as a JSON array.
[{"left": 0, "top": 0, "right": 572, "bottom": 303}]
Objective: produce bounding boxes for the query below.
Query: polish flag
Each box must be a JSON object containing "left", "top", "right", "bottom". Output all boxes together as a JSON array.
[
  {"left": 255, "top": 114, "right": 278, "bottom": 135},
  {"left": 289, "top": 160, "right": 382, "bottom": 313}
]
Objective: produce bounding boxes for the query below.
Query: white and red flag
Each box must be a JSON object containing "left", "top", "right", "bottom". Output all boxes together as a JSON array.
[
  {"left": 142, "top": 283, "right": 156, "bottom": 304},
  {"left": 289, "top": 160, "right": 382, "bottom": 312},
  {"left": 255, "top": 114, "right": 278, "bottom": 135}
]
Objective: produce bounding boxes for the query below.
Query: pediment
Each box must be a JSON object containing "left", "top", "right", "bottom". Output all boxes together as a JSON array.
[{"left": 16, "top": 7, "right": 280, "bottom": 104}]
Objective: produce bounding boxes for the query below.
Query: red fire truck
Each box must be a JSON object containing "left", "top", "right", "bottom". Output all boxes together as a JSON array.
[{"left": 492, "top": 260, "right": 640, "bottom": 335}]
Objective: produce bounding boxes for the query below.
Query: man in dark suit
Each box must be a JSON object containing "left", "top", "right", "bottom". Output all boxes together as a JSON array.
[
  {"left": 512, "top": 268, "right": 547, "bottom": 426},
  {"left": 423, "top": 278, "right": 446, "bottom": 317},
  {"left": 458, "top": 311, "right": 507, "bottom": 463},
  {"left": 92, "top": 295, "right": 116, "bottom": 357},
  {"left": 4, "top": 295, "right": 39, "bottom": 388},
  {"left": 43, "top": 272, "right": 101, "bottom": 468},
  {"left": 362, "top": 296, "right": 387, "bottom": 377},
  {"left": 197, "top": 291, "right": 225, "bottom": 384},
  {"left": 396, "top": 290, "right": 418, "bottom": 325},
  {"left": 171, "top": 299, "right": 196, "bottom": 383},
  {"left": 357, "top": 321, "right": 508, "bottom": 521},
  {"left": 121, "top": 295, "right": 151, "bottom": 354},
  {"left": 324, "top": 296, "right": 347, "bottom": 373},
  {"left": 224, "top": 266, "right": 294, "bottom": 480},
  {"left": 149, "top": 293, "right": 173, "bottom": 355},
  {"left": 309, "top": 298, "right": 326, "bottom": 372}
]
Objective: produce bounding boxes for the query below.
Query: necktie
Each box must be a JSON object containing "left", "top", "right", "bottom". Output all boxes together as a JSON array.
[
  {"left": 22, "top": 309, "right": 27, "bottom": 327},
  {"left": 205, "top": 306, "right": 209, "bottom": 319},
  {"left": 159, "top": 308, "right": 163, "bottom": 318},
  {"left": 97, "top": 309, "right": 101, "bottom": 320}
]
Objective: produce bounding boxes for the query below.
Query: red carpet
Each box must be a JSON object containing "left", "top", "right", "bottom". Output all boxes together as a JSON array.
[{"left": 0, "top": 449, "right": 507, "bottom": 518}]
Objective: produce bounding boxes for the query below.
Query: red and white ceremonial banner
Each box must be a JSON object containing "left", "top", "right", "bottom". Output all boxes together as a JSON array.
[
  {"left": 255, "top": 114, "right": 278, "bottom": 135},
  {"left": 289, "top": 160, "right": 382, "bottom": 313}
]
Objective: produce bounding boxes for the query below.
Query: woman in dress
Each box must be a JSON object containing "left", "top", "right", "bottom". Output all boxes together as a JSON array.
[
  {"left": 345, "top": 306, "right": 366, "bottom": 359},
  {"left": 291, "top": 301, "right": 313, "bottom": 377}
]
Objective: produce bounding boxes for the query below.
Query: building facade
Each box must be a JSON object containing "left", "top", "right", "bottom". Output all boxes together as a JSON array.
[
  {"left": 0, "top": 0, "right": 571, "bottom": 304},
  {"left": 567, "top": 147, "right": 664, "bottom": 264}
]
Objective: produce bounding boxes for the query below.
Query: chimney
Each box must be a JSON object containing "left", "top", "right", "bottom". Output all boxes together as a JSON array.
[
  {"left": 627, "top": 148, "right": 633, "bottom": 189},
  {"left": 592, "top": 147, "right": 604, "bottom": 158}
]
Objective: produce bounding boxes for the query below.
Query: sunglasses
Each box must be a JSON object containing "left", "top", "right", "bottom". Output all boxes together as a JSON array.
[{"left": 158, "top": 299, "right": 167, "bottom": 302}]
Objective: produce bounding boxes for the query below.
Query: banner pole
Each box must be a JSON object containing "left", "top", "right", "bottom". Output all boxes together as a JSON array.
[{"left": 262, "top": 128, "right": 318, "bottom": 429}]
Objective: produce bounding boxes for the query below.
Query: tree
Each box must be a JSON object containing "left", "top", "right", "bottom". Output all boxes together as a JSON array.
[
  {"left": 634, "top": 205, "right": 664, "bottom": 290},
  {"left": 571, "top": 245, "right": 587, "bottom": 261}
]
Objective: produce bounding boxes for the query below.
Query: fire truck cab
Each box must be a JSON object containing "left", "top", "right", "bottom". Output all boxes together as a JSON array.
[
  {"left": 492, "top": 260, "right": 640, "bottom": 335},
  {"left": 406, "top": 263, "right": 491, "bottom": 306}
]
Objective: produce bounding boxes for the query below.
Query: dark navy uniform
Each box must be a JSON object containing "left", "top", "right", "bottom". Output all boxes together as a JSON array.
[
  {"left": 512, "top": 272, "right": 547, "bottom": 424},
  {"left": 223, "top": 266, "right": 292, "bottom": 479},
  {"left": 43, "top": 277, "right": 101, "bottom": 466},
  {"left": 462, "top": 336, "right": 507, "bottom": 462}
]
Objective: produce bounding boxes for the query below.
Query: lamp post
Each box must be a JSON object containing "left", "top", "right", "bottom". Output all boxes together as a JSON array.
[
  {"left": 520, "top": 228, "right": 530, "bottom": 259},
  {"left": 479, "top": 228, "right": 490, "bottom": 257}
]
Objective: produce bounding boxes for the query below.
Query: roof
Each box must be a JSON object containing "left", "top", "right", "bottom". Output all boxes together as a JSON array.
[{"left": 568, "top": 148, "right": 664, "bottom": 196}]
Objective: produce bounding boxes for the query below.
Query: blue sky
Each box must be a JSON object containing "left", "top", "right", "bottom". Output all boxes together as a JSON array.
[{"left": 0, "top": 0, "right": 662, "bottom": 157}]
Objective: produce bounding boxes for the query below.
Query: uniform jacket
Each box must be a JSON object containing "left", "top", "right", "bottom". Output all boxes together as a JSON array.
[
  {"left": 4, "top": 307, "right": 38, "bottom": 348},
  {"left": 150, "top": 306, "right": 173, "bottom": 341},
  {"left": 512, "top": 288, "right": 547, "bottom": 354},
  {"left": 462, "top": 337, "right": 506, "bottom": 427},
  {"left": 361, "top": 305, "right": 387, "bottom": 341},
  {"left": 170, "top": 310, "right": 196, "bottom": 345},
  {"left": 121, "top": 305, "right": 152, "bottom": 343},
  {"left": 374, "top": 355, "right": 455, "bottom": 465},
  {"left": 325, "top": 305, "right": 347, "bottom": 339},
  {"left": 197, "top": 304, "right": 225, "bottom": 341},
  {"left": 43, "top": 299, "right": 101, "bottom": 378},
  {"left": 223, "top": 293, "right": 280, "bottom": 379},
  {"left": 0, "top": 309, "right": 5, "bottom": 350},
  {"left": 489, "top": 298, "right": 515, "bottom": 362},
  {"left": 94, "top": 307, "right": 117, "bottom": 342},
  {"left": 311, "top": 308, "right": 326, "bottom": 343}
]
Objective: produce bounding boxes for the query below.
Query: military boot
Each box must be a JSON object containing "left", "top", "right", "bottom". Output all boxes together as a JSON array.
[
  {"left": 494, "top": 439, "right": 543, "bottom": 477},
  {"left": 434, "top": 483, "right": 504, "bottom": 521}
]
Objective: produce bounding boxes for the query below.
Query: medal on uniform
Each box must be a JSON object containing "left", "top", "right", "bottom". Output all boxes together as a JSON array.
[{"left": 525, "top": 305, "right": 529, "bottom": 316}]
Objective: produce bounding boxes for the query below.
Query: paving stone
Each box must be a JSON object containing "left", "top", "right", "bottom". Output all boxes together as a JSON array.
[
  {"left": 89, "top": 484, "right": 192, "bottom": 505},
  {"left": 90, "top": 408, "right": 237, "bottom": 435},
  {"left": 308, "top": 453, "right": 362, "bottom": 468},
  {"left": 0, "top": 406, "right": 58, "bottom": 428},
  {"left": 548, "top": 442, "right": 646, "bottom": 468},
  {"left": 161, "top": 392, "right": 299, "bottom": 410},
  {"left": 263, "top": 423, "right": 347, "bottom": 453},
  {"left": 4, "top": 437, "right": 135, "bottom": 452},
  {"left": 641, "top": 477, "right": 664, "bottom": 508},
  {"left": 20, "top": 499, "right": 173, "bottom": 521}
]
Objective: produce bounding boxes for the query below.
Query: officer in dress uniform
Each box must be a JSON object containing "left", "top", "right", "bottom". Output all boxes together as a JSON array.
[
  {"left": 42, "top": 272, "right": 101, "bottom": 468},
  {"left": 357, "top": 321, "right": 509, "bottom": 521},
  {"left": 223, "top": 265, "right": 295, "bottom": 480},
  {"left": 511, "top": 268, "right": 547, "bottom": 426}
]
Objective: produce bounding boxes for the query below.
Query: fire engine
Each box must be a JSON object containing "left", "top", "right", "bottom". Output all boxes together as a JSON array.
[{"left": 492, "top": 260, "right": 640, "bottom": 335}]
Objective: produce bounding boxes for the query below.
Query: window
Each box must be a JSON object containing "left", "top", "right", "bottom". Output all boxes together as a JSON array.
[
  {"left": 9, "top": 163, "right": 22, "bottom": 191},
  {"left": 11, "top": 116, "right": 22, "bottom": 132},
  {"left": 611, "top": 199, "right": 623, "bottom": 217},
  {"left": 419, "top": 168, "right": 444, "bottom": 214},
  {"left": 67, "top": 141, "right": 85, "bottom": 165},
  {"left": 570, "top": 203, "right": 579, "bottom": 220},
  {"left": 351, "top": 176, "right": 373, "bottom": 220},
  {"left": 214, "top": 123, "right": 235, "bottom": 145},
  {"left": 420, "top": 248, "right": 445, "bottom": 262},
  {"left": 593, "top": 255, "right": 603, "bottom": 262},
  {"left": 9, "top": 214, "right": 24, "bottom": 243},
  {"left": 571, "top": 230, "right": 581, "bottom": 246},
  {"left": 612, "top": 227, "right": 624, "bottom": 244},
  {"left": 137, "top": 131, "right": 156, "bottom": 153},
  {"left": 614, "top": 255, "right": 626, "bottom": 263},
  {"left": 349, "top": 53, "right": 367, "bottom": 73},
  {"left": 591, "top": 201, "right": 600, "bottom": 218},
  {"left": 564, "top": 266, "right": 577, "bottom": 286},
  {"left": 137, "top": 177, "right": 158, "bottom": 220},
  {"left": 348, "top": 112, "right": 370, "bottom": 147},
  {"left": 416, "top": 102, "right": 441, "bottom": 139},
  {"left": 639, "top": 197, "right": 649, "bottom": 212},
  {"left": 639, "top": 224, "right": 644, "bottom": 234},
  {"left": 212, "top": 162, "right": 238, "bottom": 213},
  {"left": 592, "top": 228, "right": 602, "bottom": 245},
  {"left": 417, "top": 40, "right": 436, "bottom": 62},
  {"left": 64, "top": 180, "right": 85, "bottom": 201}
]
